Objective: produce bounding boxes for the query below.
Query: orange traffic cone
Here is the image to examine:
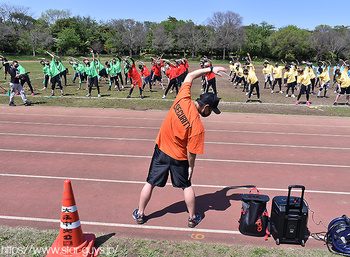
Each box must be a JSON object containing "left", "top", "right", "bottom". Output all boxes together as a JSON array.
[{"left": 47, "top": 180, "right": 99, "bottom": 257}]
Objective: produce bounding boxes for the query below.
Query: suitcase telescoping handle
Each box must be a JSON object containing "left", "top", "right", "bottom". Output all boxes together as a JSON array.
[{"left": 287, "top": 185, "right": 305, "bottom": 214}]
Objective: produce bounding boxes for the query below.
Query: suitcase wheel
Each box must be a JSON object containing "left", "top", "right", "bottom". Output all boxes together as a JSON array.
[{"left": 275, "top": 238, "right": 280, "bottom": 245}]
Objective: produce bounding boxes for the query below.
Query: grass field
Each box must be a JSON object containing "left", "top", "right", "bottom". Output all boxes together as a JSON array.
[{"left": 1, "top": 58, "right": 350, "bottom": 117}]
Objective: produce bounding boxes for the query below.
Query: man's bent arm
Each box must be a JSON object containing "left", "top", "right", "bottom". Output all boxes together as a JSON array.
[
  {"left": 184, "top": 66, "right": 227, "bottom": 83},
  {"left": 188, "top": 152, "right": 196, "bottom": 181}
]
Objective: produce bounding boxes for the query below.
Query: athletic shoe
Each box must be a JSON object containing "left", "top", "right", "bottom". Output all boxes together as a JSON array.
[
  {"left": 188, "top": 213, "right": 201, "bottom": 228},
  {"left": 271, "top": 90, "right": 274, "bottom": 94},
  {"left": 43, "top": 87, "right": 47, "bottom": 90},
  {"left": 291, "top": 94, "right": 296, "bottom": 98},
  {"left": 257, "top": 100, "right": 262, "bottom": 103},
  {"left": 170, "top": 90, "right": 173, "bottom": 93},
  {"left": 333, "top": 102, "right": 337, "bottom": 106},
  {"left": 306, "top": 101, "right": 310, "bottom": 106},
  {"left": 346, "top": 103, "right": 350, "bottom": 106},
  {"left": 295, "top": 101, "right": 299, "bottom": 105},
  {"left": 246, "top": 99, "right": 250, "bottom": 103},
  {"left": 126, "top": 95, "right": 131, "bottom": 98},
  {"left": 9, "top": 102, "right": 16, "bottom": 106},
  {"left": 162, "top": 95, "right": 166, "bottom": 99},
  {"left": 31, "top": 93, "right": 34, "bottom": 96},
  {"left": 98, "top": 94, "right": 101, "bottom": 98},
  {"left": 279, "top": 91, "right": 283, "bottom": 94},
  {"left": 285, "top": 94, "right": 289, "bottom": 98},
  {"left": 24, "top": 101, "right": 31, "bottom": 106},
  {"left": 15, "top": 92, "right": 20, "bottom": 95},
  {"left": 86, "top": 94, "right": 91, "bottom": 97},
  {"left": 245, "top": 92, "right": 249, "bottom": 95},
  {"left": 132, "top": 208, "right": 144, "bottom": 224},
  {"left": 140, "top": 95, "right": 143, "bottom": 99}
]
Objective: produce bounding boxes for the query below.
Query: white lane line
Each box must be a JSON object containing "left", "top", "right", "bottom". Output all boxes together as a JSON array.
[
  {"left": 0, "top": 148, "right": 349, "bottom": 169},
  {"left": 0, "top": 215, "right": 240, "bottom": 234},
  {"left": 0, "top": 120, "right": 349, "bottom": 138},
  {"left": 1, "top": 132, "right": 350, "bottom": 151},
  {"left": 1, "top": 173, "right": 349, "bottom": 195}
]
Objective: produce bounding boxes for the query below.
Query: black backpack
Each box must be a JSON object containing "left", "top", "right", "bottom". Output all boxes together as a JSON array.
[{"left": 238, "top": 188, "right": 270, "bottom": 240}]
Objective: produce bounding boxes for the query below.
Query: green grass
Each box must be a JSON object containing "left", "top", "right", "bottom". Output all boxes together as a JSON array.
[
  {"left": 0, "top": 226, "right": 334, "bottom": 257},
  {"left": 1, "top": 60, "right": 350, "bottom": 117}
]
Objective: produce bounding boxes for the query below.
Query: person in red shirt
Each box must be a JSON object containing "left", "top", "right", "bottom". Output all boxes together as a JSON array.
[
  {"left": 203, "top": 58, "right": 217, "bottom": 95},
  {"left": 138, "top": 62, "right": 152, "bottom": 92},
  {"left": 132, "top": 65, "right": 227, "bottom": 228},
  {"left": 162, "top": 61, "right": 179, "bottom": 98},
  {"left": 125, "top": 57, "right": 143, "bottom": 99},
  {"left": 151, "top": 57, "right": 165, "bottom": 90}
]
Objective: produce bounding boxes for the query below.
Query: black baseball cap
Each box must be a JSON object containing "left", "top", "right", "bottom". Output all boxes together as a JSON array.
[{"left": 197, "top": 93, "right": 221, "bottom": 114}]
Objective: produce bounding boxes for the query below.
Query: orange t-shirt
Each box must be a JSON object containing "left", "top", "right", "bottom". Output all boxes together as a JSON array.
[{"left": 155, "top": 82, "right": 205, "bottom": 160}]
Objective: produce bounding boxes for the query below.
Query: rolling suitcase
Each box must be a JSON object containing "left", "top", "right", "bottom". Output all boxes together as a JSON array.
[{"left": 270, "top": 185, "right": 308, "bottom": 246}]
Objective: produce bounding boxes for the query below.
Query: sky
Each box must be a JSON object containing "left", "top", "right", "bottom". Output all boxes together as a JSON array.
[{"left": 6, "top": 0, "right": 350, "bottom": 30}]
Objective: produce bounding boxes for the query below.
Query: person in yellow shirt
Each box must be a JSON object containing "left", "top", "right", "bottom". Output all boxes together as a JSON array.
[
  {"left": 232, "top": 64, "right": 246, "bottom": 89},
  {"left": 302, "top": 61, "right": 317, "bottom": 95},
  {"left": 262, "top": 60, "right": 273, "bottom": 89},
  {"left": 296, "top": 67, "right": 311, "bottom": 105},
  {"left": 333, "top": 60, "right": 350, "bottom": 106},
  {"left": 283, "top": 65, "right": 296, "bottom": 98},
  {"left": 272, "top": 62, "right": 284, "bottom": 94},
  {"left": 244, "top": 66, "right": 262, "bottom": 103},
  {"left": 317, "top": 61, "right": 331, "bottom": 98},
  {"left": 244, "top": 53, "right": 261, "bottom": 102}
]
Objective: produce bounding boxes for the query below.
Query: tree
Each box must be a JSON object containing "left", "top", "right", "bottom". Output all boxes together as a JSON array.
[
  {"left": 56, "top": 27, "right": 81, "bottom": 54},
  {"left": 243, "top": 22, "right": 275, "bottom": 58},
  {"left": 174, "top": 21, "right": 206, "bottom": 58},
  {"left": 107, "top": 19, "right": 148, "bottom": 57},
  {"left": 270, "top": 25, "right": 311, "bottom": 61},
  {"left": 151, "top": 23, "right": 173, "bottom": 54},
  {"left": 207, "top": 11, "right": 244, "bottom": 60},
  {"left": 27, "top": 20, "right": 53, "bottom": 56},
  {"left": 40, "top": 9, "right": 71, "bottom": 25}
]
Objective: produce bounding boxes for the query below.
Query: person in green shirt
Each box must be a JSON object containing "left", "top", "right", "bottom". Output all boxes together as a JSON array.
[
  {"left": 115, "top": 55, "right": 124, "bottom": 88},
  {"left": 69, "top": 60, "right": 79, "bottom": 84},
  {"left": 69, "top": 57, "right": 87, "bottom": 90},
  {"left": 96, "top": 52, "right": 108, "bottom": 85},
  {"left": 108, "top": 59, "right": 121, "bottom": 91},
  {"left": 46, "top": 51, "right": 64, "bottom": 96},
  {"left": 39, "top": 59, "right": 51, "bottom": 90},
  {"left": 17, "top": 63, "right": 35, "bottom": 95},
  {"left": 84, "top": 49, "right": 101, "bottom": 98}
]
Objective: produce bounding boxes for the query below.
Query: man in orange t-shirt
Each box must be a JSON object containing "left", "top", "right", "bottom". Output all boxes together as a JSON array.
[{"left": 133, "top": 65, "right": 227, "bottom": 228}]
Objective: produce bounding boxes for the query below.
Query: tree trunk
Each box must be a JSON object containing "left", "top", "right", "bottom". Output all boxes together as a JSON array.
[{"left": 222, "top": 47, "right": 226, "bottom": 60}]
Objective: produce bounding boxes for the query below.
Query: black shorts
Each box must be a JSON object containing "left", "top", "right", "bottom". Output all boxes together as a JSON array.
[
  {"left": 99, "top": 68, "right": 108, "bottom": 78},
  {"left": 88, "top": 76, "right": 99, "bottom": 88},
  {"left": 51, "top": 74, "right": 62, "bottom": 90},
  {"left": 147, "top": 144, "right": 190, "bottom": 188},
  {"left": 339, "top": 87, "right": 350, "bottom": 95},
  {"left": 153, "top": 75, "right": 162, "bottom": 82}
]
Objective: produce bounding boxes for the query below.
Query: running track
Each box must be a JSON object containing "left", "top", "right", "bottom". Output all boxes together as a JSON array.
[{"left": 0, "top": 104, "right": 349, "bottom": 250}]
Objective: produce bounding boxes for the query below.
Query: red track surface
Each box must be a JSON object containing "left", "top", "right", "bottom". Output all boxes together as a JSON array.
[{"left": 0, "top": 105, "right": 350, "bottom": 250}]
